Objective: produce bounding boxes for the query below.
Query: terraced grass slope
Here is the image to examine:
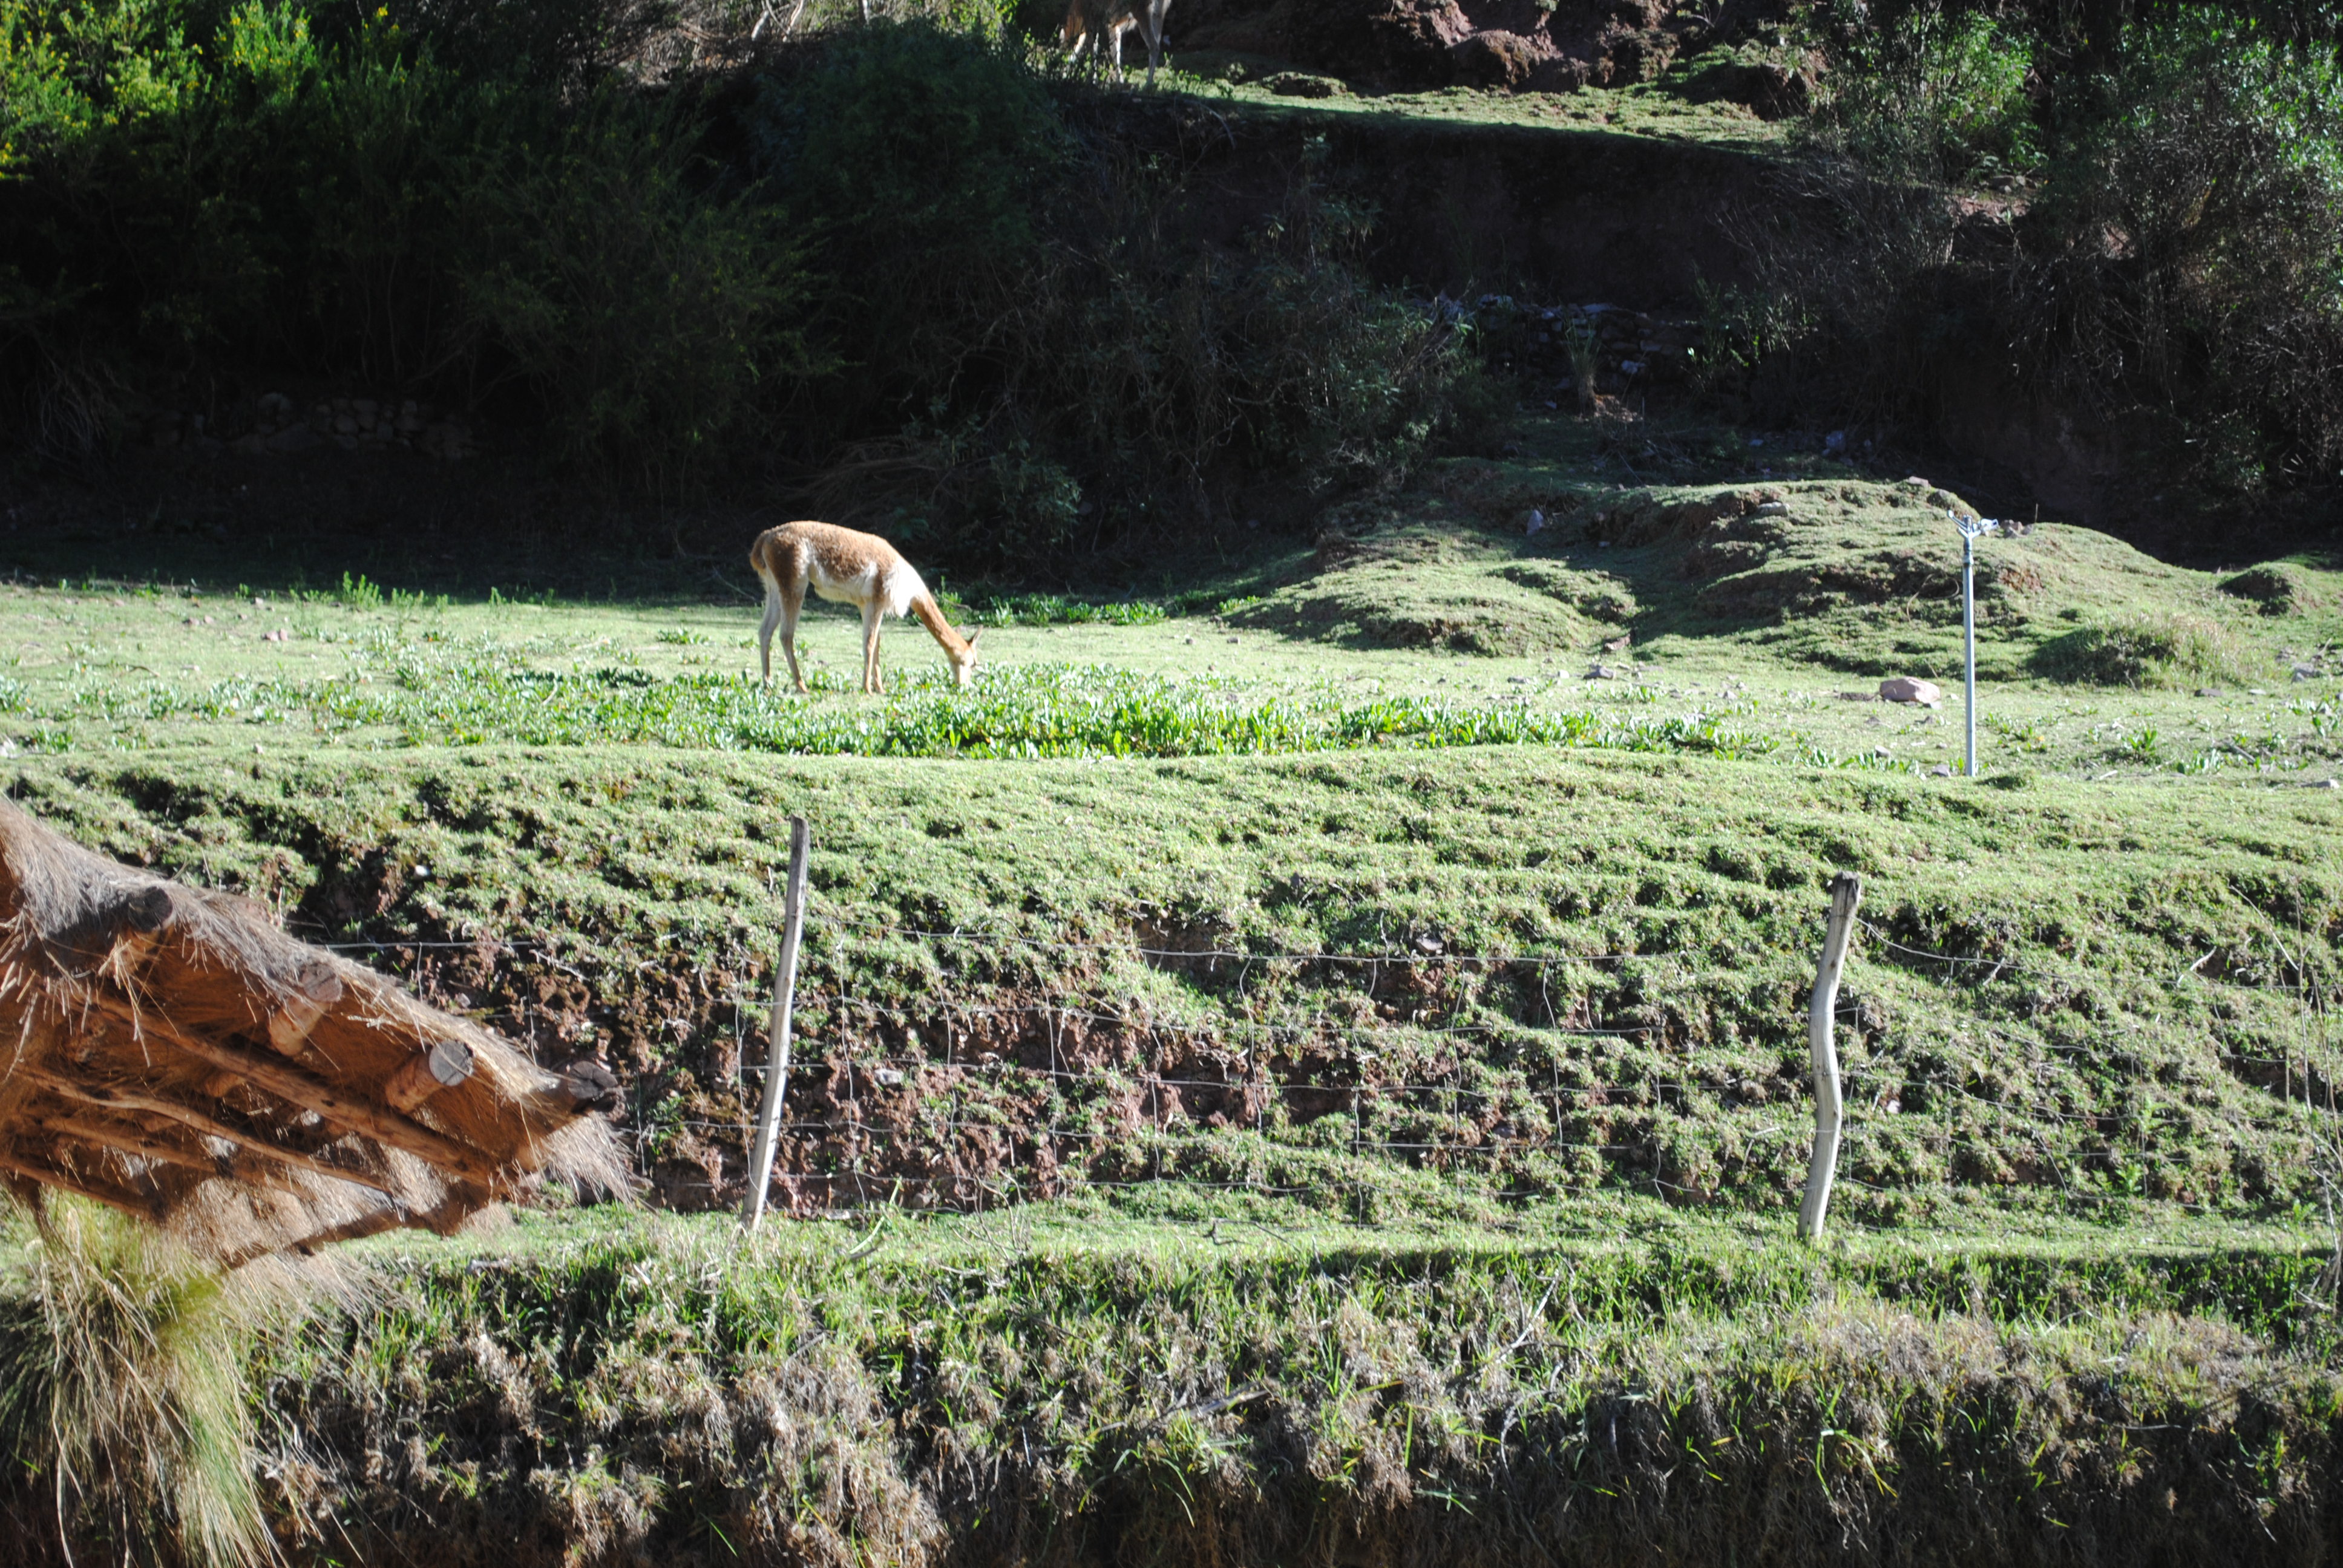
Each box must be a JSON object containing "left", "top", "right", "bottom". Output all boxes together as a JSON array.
[
  {"left": 0, "top": 449, "right": 2337, "bottom": 1227},
  {"left": 191, "top": 1205, "right": 2343, "bottom": 1568},
  {"left": 5, "top": 730, "right": 2335, "bottom": 1219}
]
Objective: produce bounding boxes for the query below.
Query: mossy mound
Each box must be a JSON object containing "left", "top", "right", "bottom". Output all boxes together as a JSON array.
[
  {"left": 2220, "top": 563, "right": 2309, "bottom": 614},
  {"left": 1230, "top": 525, "right": 1631, "bottom": 655},
  {"left": 1241, "top": 474, "right": 2341, "bottom": 684},
  {"left": 2029, "top": 613, "right": 2253, "bottom": 688}
]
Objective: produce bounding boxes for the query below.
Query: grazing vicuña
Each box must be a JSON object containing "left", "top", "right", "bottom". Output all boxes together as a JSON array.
[{"left": 749, "top": 521, "right": 981, "bottom": 695}]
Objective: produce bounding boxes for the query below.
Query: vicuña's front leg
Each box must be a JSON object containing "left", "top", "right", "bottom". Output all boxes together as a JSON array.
[{"left": 862, "top": 603, "right": 886, "bottom": 694}]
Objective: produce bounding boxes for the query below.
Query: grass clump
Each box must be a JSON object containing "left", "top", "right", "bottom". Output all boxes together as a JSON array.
[
  {"left": 2030, "top": 612, "right": 2249, "bottom": 688},
  {"left": 0, "top": 1197, "right": 275, "bottom": 1568},
  {"left": 258, "top": 656, "right": 1775, "bottom": 760},
  {"left": 2221, "top": 564, "right": 2310, "bottom": 615}
]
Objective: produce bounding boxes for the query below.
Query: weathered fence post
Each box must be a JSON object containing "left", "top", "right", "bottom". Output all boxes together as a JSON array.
[
  {"left": 1798, "top": 872, "right": 1864, "bottom": 1243},
  {"left": 741, "top": 816, "right": 810, "bottom": 1233}
]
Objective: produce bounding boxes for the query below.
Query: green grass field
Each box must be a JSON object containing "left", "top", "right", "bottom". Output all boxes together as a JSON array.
[
  {"left": 2, "top": 454, "right": 2337, "bottom": 1226},
  {"left": 5, "top": 394, "right": 2343, "bottom": 1564}
]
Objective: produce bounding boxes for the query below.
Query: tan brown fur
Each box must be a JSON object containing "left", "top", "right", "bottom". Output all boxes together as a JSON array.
[
  {"left": 1061, "top": 0, "right": 1171, "bottom": 84},
  {"left": 748, "top": 521, "right": 981, "bottom": 696}
]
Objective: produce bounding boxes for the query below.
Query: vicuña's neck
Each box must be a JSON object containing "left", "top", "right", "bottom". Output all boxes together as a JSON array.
[{"left": 909, "top": 593, "right": 969, "bottom": 654}]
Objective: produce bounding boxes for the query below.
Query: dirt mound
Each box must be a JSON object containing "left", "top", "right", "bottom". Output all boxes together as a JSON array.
[{"left": 1174, "top": 0, "right": 1799, "bottom": 97}]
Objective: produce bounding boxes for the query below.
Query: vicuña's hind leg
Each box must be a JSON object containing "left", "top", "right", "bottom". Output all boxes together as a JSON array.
[
  {"left": 758, "top": 581, "right": 783, "bottom": 685},
  {"left": 778, "top": 584, "right": 809, "bottom": 693}
]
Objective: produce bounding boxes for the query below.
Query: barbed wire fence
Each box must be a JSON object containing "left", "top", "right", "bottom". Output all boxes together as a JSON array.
[
  {"left": 290, "top": 879, "right": 2341, "bottom": 1227},
  {"left": 660, "top": 883, "right": 2343, "bottom": 1229}
]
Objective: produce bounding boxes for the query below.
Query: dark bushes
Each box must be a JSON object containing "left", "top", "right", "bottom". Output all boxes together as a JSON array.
[
  {"left": 455, "top": 93, "right": 814, "bottom": 490},
  {"left": 2019, "top": 20, "right": 2343, "bottom": 496},
  {"left": 754, "top": 27, "right": 1484, "bottom": 569},
  {"left": 0, "top": 0, "right": 813, "bottom": 488},
  {"left": 1754, "top": 6, "right": 2343, "bottom": 518},
  {"left": 1, "top": 5, "right": 1482, "bottom": 570}
]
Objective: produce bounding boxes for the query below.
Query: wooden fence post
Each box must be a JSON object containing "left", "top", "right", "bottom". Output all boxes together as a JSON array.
[
  {"left": 1798, "top": 871, "right": 1863, "bottom": 1244},
  {"left": 741, "top": 816, "right": 810, "bottom": 1233}
]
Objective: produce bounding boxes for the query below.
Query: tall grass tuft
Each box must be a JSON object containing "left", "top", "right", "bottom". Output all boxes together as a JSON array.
[
  {"left": 0, "top": 1197, "right": 273, "bottom": 1568},
  {"left": 2028, "top": 611, "right": 2252, "bottom": 688}
]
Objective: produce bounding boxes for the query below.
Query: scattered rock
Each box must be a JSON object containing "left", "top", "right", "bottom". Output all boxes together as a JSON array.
[
  {"left": 1676, "top": 56, "right": 1824, "bottom": 119},
  {"left": 2294, "top": 664, "right": 2321, "bottom": 681},
  {"left": 1524, "top": 508, "right": 1547, "bottom": 536},
  {"left": 1879, "top": 676, "right": 1943, "bottom": 706},
  {"left": 1263, "top": 70, "right": 1346, "bottom": 97},
  {"left": 1602, "top": 634, "right": 1631, "bottom": 653},
  {"left": 1927, "top": 764, "right": 1953, "bottom": 777}
]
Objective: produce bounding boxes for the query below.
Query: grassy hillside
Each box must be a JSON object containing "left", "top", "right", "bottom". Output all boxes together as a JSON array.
[{"left": 2, "top": 462, "right": 2337, "bottom": 1224}]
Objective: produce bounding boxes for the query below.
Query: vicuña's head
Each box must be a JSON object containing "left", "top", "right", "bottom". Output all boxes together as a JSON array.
[{"left": 949, "top": 627, "right": 982, "bottom": 688}]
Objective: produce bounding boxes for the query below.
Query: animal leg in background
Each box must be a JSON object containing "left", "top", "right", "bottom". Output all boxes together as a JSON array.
[
  {"left": 860, "top": 598, "right": 886, "bottom": 694},
  {"left": 758, "top": 571, "right": 810, "bottom": 692}
]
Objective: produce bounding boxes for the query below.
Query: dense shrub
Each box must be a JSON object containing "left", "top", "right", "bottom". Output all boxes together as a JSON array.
[
  {"left": 1757, "top": 7, "right": 2343, "bottom": 516},
  {"left": 756, "top": 28, "right": 1484, "bottom": 570},
  {"left": 2020, "top": 19, "right": 2343, "bottom": 495},
  {"left": 454, "top": 92, "right": 814, "bottom": 489},
  {"left": 1, "top": 4, "right": 1480, "bottom": 565},
  {"left": 0, "top": 0, "right": 813, "bottom": 480},
  {"left": 750, "top": 20, "right": 1072, "bottom": 431},
  {"left": 1815, "top": 4, "right": 2037, "bottom": 182}
]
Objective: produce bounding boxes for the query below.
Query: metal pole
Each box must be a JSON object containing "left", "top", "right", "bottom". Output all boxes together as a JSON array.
[
  {"left": 741, "top": 816, "right": 810, "bottom": 1232},
  {"left": 1963, "top": 527, "right": 1978, "bottom": 778},
  {"left": 1953, "top": 512, "right": 2000, "bottom": 780},
  {"left": 1798, "top": 872, "right": 1864, "bottom": 1244}
]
